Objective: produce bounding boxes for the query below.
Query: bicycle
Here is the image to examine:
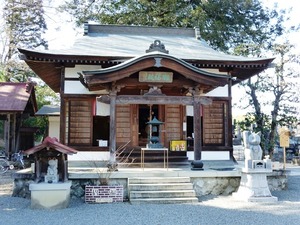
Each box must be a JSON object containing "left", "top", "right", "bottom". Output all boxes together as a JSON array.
[
  {"left": 0, "top": 150, "right": 25, "bottom": 174},
  {"left": 0, "top": 157, "right": 14, "bottom": 174},
  {"left": 11, "top": 151, "right": 25, "bottom": 169}
]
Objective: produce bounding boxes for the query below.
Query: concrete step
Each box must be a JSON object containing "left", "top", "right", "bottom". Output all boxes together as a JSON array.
[
  {"left": 68, "top": 161, "right": 190, "bottom": 168},
  {"left": 130, "top": 190, "right": 196, "bottom": 198},
  {"left": 129, "top": 183, "right": 194, "bottom": 191},
  {"left": 129, "top": 177, "right": 191, "bottom": 184},
  {"left": 130, "top": 197, "right": 199, "bottom": 204},
  {"left": 68, "top": 160, "right": 107, "bottom": 168}
]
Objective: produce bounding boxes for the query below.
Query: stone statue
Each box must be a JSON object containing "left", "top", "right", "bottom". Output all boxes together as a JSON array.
[
  {"left": 45, "top": 158, "right": 59, "bottom": 183},
  {"left": 234, "top": 131, "right": 276, "bottom": 202},
  {"left": 243, "top": 131, "right": 263, "bottom": 161},
  {"left": 233, "top": 125, "right": 242, "bottom": 145}
]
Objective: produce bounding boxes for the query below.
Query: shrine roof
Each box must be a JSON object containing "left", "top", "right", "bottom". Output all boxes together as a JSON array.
[
  {"left": 23, "top": 137, "right": 78, "bottom": 155},
  {"left": 0, "top": 82, "right": 37, "bottom": 114}
]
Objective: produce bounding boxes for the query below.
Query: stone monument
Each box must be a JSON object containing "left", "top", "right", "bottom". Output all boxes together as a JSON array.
[{"left": 233, "top": 131, "right": 278, "bottom": 202}]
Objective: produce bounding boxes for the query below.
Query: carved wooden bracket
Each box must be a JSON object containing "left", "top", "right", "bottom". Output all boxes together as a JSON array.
[{"left": 144, "top": 86, "right": 165, "bottom": 96}]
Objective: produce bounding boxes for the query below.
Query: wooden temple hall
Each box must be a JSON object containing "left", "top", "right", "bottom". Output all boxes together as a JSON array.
[{"left": 18, "top": 24, "right": 273, "bottom": 167}]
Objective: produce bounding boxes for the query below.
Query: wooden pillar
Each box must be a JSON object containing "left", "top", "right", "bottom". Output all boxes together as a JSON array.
[
  {"left": 15, "top": 114, "right": 22, "bottom": 152},
  {"left": 11, "top": 113, "right": 16, "bottom": 154},
  {"left": 109, "top": 91, "right": 117, "bottom": 164},
  {"left": 228, "top": 75, "right": 233, "bottom": 157},
  {"left": 193, "top": 100, "right": 202, "bottom": 160},
  {"left": 62, "top": 154, "right": 67, "bottom": 182},
  {"left": 59, "top": 67, "right": 65, "bottom": 144},
  {"left": 4, "top": 114, "right": 10, "bottom": 156}
]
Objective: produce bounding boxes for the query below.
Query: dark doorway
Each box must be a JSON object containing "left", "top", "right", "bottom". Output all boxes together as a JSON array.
[
  {"left": 186, "top": 116, "right": 194, "bottom": 149},
  {"left": 187, "top": 116, "right": 193, "bottom": 138},
  {"left": 93, "top": 116, "right": 110, "bottom": 146}
]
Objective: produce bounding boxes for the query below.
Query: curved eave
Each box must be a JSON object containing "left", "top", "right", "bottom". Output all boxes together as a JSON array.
[
  {"left": 82, "top": 53, "right": 229, "bottom": 90},
  {"left": 18, "top": 48, "right": 274, "bottom": 92},
  {"left": 18, "top": 48, "right": 131, "bottom": 92}
]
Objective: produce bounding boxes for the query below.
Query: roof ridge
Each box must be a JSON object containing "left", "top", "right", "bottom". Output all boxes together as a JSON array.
[{"left": 84, "top": 23, "right": 196, "bottom": 37}]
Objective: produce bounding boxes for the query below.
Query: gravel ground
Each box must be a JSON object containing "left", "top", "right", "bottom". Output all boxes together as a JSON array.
[{"left": 1, "top": 167, "right": 300, "bottom": 225}]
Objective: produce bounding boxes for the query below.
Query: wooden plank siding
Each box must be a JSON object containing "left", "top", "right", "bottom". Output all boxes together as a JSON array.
[
  {"left": 202, "top": 101, "right": 228, "bottom": 145},
  {"left": 116, "top": 105, "right": 131, "bottom": 145},
  {"left": 164, "top": 105, "right": 183, "bottom": 146},
  {"left": 67, "top": 99, "right": 93, "bottom": 145},
  {"left": 64, "top": 101, "right": 69, "bottom": 145}
]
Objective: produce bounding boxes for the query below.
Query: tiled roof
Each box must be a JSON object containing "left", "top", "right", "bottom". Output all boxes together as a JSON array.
[
  {"left": 36, "top": 105, "right": 60, "bottom": 116},
  {"left": 0, "top": 82, "right": 37, "bottom": 113},
  {"left": 26, "top": 24, "right": 270, "bottom": 62}
]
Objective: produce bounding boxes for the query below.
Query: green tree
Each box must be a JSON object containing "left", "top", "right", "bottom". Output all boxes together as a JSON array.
[
  {"left": 23, "top": 78, "right": 60, "bottom": 141},
  {"left": 0, "top": 64, "right": 5, "bottom": 81},
  {"left": 2, "top": 0, "right": 48, "bottom": 81},
  {"left": 3, "top": 0, "right": 48, "bottom": 59},
  {"left": 192, "top": 0, "right": 284, "bottom": 52},
  {"left": 236, "top": 42, "right": 300, "bottom": 156},
  {"left": 1, "top": 0, "right": 59, "bottom": 141},
  {"left": 59, "top": 0, "right": 194, "bottom": 27}
]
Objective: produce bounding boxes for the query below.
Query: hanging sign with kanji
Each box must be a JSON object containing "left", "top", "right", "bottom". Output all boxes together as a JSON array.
[{"left": 279, "top": 129, "right": 290, "bottom": 147}]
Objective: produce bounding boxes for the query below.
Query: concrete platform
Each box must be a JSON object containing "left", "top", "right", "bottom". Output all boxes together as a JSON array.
[
  {"left": 67, "top": 166, "right": 241, "bottom": 179},
  {"left": 29, "top": 182, "right": 72, "bottom": 209}
]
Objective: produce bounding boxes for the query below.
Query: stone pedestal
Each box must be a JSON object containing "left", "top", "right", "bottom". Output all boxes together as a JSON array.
[
  {"left": 233, "top": 169, "right": 278, "bottom": 202},
  {"left": 44, "top": 174, "right": 59, "bottom": 183},
  {"left": 29, "top": 182, "right": 72, "bottom": 209}
]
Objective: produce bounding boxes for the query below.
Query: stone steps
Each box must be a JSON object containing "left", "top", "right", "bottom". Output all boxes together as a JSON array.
[
  {"left": 130, "top": 190, "right": 196, "bottom": 198},
  {"left": 129, "top": 177, "right": 198, "bottom": 204}
]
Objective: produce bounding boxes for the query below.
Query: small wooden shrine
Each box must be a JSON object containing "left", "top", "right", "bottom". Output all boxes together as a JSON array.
[
  {"left": 0, "top": 82, "right": 37, "bottom": 157},
  {"left": 23, "top": 137, "right": 78, "bottom": 182}
]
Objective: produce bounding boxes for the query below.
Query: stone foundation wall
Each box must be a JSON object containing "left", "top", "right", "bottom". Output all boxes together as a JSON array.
[
  {"left": 192, "top": 177, "right": 240, "bottom": 196},
  {"left": 267, "top": 171, "right": 288, "bottom": 191},
  {"left": 12, "top": 174, "right": 287, "bottom": 200},
  {"left": 191, "top": 174, "right": 287, "bottom": 196}
]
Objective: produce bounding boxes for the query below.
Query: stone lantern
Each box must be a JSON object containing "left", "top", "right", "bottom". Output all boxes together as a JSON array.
[{"left": 147, "top": 116, "right": 164, "bottom": 148}]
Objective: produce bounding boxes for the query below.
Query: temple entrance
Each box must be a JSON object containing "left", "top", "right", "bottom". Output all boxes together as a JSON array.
[{"left": 138, "top": 104, "right": 158, "bottom": 146}]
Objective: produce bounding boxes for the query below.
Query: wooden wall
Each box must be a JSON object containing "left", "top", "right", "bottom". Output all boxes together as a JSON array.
[
  {"left": 202, "top": 100, "right": 228, "bottom": 145},
  {"left": 63, "top": 98, "right": 230, "bottom": 149},
  {"left": 116, "top": 105, "right": 131, "bottom": 145},
  {"left": 164, "top": 105, "right": 183, "bottom": 145},
  {"left": 66, "top": 99, "right": 93, "bottom": 145}
]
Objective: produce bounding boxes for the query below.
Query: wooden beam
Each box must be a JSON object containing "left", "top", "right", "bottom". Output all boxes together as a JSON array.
[{"left": 110, "top": 95, "right": 212, "bottom": 105}]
